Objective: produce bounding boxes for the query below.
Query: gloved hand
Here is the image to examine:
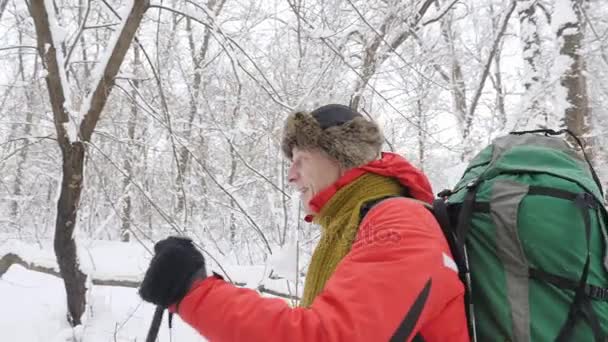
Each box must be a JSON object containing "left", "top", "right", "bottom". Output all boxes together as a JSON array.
[{"left": 139, "top": 236, "right": 206, "bottom": 308}]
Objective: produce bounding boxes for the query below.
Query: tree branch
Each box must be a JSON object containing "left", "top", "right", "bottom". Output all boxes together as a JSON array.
[
  {"left": 257, "top": 285, "right": 300, "bottom": 301},
  {"left": 0, "top": 0, "right": 9, "bottom": 22},
  {"left": 389, "top": 0, "right": 436, "bottom": 51},
  {"left": 422, "top": 0, "right": 460, "bottom": 26},
  {"left": 79, "top": 0, "right": 150, "bottom": 142},
  {"left": 468, "top": 0, "right": 516, "bottom": 119},
  {"left": 30, "top": 0, "right": 71, "bottom": 147},
  {"left": 0, "top": 45, "right": 38, "bottom": 52},
  {"left": 64, "top": 0, "right": 91, "bottom": 69}
]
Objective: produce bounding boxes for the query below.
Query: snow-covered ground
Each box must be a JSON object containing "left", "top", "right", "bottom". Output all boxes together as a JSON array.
[
  {"left": 0, "top": 264, "right": 201, "bottom": 341},
  {"left": 0, "top": 237, "right": 300, "bottom": 341}
]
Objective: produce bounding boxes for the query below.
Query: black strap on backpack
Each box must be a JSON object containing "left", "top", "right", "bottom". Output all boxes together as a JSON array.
[
  {"left": 449, "top": 180, "right": 481, "bottom": 342},
  {"left": 554, "top": 193, "right": 606, "bottom": 342},
  {"left": 510, "top": 129, "right": 607, "bottom": 341},
  {"left": 359, "top": 195, "right": 475, "bottom": 342}
]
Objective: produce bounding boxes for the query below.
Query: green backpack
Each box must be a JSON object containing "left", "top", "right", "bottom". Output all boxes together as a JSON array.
[{"left": 436, "top": 130, "right": 608, "bottom": 341}]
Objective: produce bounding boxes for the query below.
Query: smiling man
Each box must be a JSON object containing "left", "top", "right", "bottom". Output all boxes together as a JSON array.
[{"left": 139, "top": 104, "right": 469, "bottom": 341}]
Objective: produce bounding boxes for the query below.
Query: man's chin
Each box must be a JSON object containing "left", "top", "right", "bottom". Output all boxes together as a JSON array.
[{"left": 300, "top": 198, "right": 312, "bottom": 214}]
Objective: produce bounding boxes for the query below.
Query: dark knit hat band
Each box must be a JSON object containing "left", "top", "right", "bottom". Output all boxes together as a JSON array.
[
  {"left": 281, "top": 104, "right": 384, "bottom": 169},
  {"left": 310, "top": 104, "right": 363, "bottom": 129}
]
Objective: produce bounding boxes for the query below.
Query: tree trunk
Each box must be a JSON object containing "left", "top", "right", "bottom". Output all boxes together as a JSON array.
[
  {"left": 11, "top": 24, "right": 33, "bottom": 221},
  {"left": 518, "top": 0, "right": 544, "bottom": 119},
  {"left": 79, "top": 0, "right": 91, "bottom": 91},
  {"left": 558, "top": 0, "right": 592, "bottom": 158},
  {"left": 490, "top": 4, "right": 506, "bottom": 129},
  {"left": 229, "top": 143, "right": 238, "bottom": 245},
  {"left": 54, "top": 142, "right": 87, "bottom": 326},
  {"left": 0, "top": 0, "right": 9, "bottom": 22},
  {"left": 416, "top": 98, "right": 426, "bottom": 172},
  {"left": 175, "top": 0, "right": 224, "bottom": 216},
  {"left": 440, "top": 11, "right": 468, "bottom": 148},
  {"left": 121, "top": 44, "right": 142, "bottom": 243}
]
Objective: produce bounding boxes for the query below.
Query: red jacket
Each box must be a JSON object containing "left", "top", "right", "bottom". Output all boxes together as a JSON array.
[{"left": 175, "top": 153, "right": 469, "bottom": 341}]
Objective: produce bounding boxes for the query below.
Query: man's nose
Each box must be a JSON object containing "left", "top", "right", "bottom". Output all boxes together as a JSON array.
[{"left": 287, "top": 163, "right": 298, "bottom": 183}]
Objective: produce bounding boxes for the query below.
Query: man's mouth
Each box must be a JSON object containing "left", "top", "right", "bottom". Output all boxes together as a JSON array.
[{"left": 298, "top": 187, "right": 309, "bottom": 195}]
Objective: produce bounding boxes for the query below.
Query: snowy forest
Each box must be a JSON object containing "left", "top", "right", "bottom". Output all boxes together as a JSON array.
[{"left": 0, "top": 0, "right": 607, "bottom": 340}]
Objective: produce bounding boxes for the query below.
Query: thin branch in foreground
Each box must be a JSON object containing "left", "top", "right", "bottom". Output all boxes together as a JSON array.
[{"left": 0, "top": 252, "right": 140, "bottom": 287}]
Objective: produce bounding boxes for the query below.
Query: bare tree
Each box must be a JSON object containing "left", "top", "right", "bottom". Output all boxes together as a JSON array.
[
  {"left": 9, "top": 13, "right": 37, "bottom": 223},
  {"left": 29, "top": 0, "right": 149, "bottom": 325},
  {"left": 174, "top": 0, "right": 226, "bottom": 219},
  {"left": 119, "top": 44, "right": 142, "bottom": 243}
]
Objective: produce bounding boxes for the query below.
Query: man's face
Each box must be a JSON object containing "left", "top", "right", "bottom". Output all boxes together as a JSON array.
[{"left": 288, "top": 147, "right": 342, "bottom": 214}]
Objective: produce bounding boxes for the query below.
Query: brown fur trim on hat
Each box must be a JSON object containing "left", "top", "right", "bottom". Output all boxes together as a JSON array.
[{"left": 281, "top": 111, "right": 384, "bottom": 169}]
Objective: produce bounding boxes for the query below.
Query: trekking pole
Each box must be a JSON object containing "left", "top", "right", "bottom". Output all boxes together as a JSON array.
[{"left": 146, "top": 305, "right": 164, "bottom": 342}]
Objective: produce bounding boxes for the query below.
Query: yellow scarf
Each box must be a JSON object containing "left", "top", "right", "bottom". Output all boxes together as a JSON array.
[{"left": 300, "top": 173, "right": 404, "bottom": 307}]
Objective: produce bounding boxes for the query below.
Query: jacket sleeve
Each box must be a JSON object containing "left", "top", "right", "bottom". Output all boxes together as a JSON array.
[{"left": 175, "top": 198, "right": 465, "bottom": 341}]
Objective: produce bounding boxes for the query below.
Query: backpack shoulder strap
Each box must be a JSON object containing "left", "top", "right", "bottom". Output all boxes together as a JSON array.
[{"left": 359, "top": 196, "right": 431, "bottom": 224}]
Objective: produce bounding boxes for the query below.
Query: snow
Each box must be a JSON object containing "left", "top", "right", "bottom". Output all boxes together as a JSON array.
[
  {"left": 0, "top": 265, "right": 201, "bottom": 342},
  {"left": 309, "top": 28, "right": 335, "bottom": 39},
  {"left": 268, "top": 238, "right": 299, "bottom": 283},
  {"left": 62, "top": 120, "right": 78, "bottom": 142},
  {"left": 551, "top": 0, "right": 578, "bottom": 35},
  {"left": 0, "top": 237, "right": 298, "bottom": 341}
]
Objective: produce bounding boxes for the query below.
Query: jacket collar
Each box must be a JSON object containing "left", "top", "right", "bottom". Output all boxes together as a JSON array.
[{"left": 305, "top": 152, "right": 433, "bottom": 222}]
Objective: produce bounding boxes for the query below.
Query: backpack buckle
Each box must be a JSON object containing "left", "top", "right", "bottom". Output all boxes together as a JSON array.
[
  {"left": 576, "top": 193, "right": 597, "bottom": 209},
  {"left": 466, "top": 178, "right": 480, "bottom": 189},
  {"left": 437, "top": 189, "right": 453, "bottom": 198}
]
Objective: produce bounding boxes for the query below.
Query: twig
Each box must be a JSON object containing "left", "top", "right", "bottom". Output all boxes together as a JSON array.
[
  {"left": 422, "top": 0, "right": 460, "bottom": 26},
  {"left": 64, "top": 0, "right": 91, "bottom": 68},
  {"left": 0, "top": 45, "right": 38, "bottom": 52},
  {"left": 579, "top": 4, "right": 608, "bottom": 68},
  {"left": 287, "top": 3, "right": 459, "bottom": 152},
  {"left": 468, "top": 0, "right": 516, "bottom": 118},
  {"left": 257, "top": 284, "right": 300, "bottom": 301}
]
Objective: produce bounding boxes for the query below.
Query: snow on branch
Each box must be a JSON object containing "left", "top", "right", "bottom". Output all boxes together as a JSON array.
[
  {"left": 79, "top": 0, "right": 149, "bottom": 142},
  {"left": 0, "top": 246, "right": 299, "bottom": 300},
  {"left": 30, "top": 0, "right": 75, "bottom": 145},
  {"left": 31, "top": 0, "right": 149, "bottom": 145},
  {"left": 0, "top": 252, "right": 141, "bottom": 287}
]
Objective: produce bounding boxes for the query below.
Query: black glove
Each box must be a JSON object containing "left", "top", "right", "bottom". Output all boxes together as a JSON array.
[{"left": 139, "top": 236, "right": 206, "bottom": 308}]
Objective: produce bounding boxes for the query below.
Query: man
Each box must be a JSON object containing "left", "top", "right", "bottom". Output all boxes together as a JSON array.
[{"left": 139, "top": 104, "right": 469, "bottom": 341}]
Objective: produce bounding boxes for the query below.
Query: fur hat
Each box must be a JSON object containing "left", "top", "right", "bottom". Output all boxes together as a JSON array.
[{"left": 281, "top": 104, "right": 384, "bottom": 169}]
